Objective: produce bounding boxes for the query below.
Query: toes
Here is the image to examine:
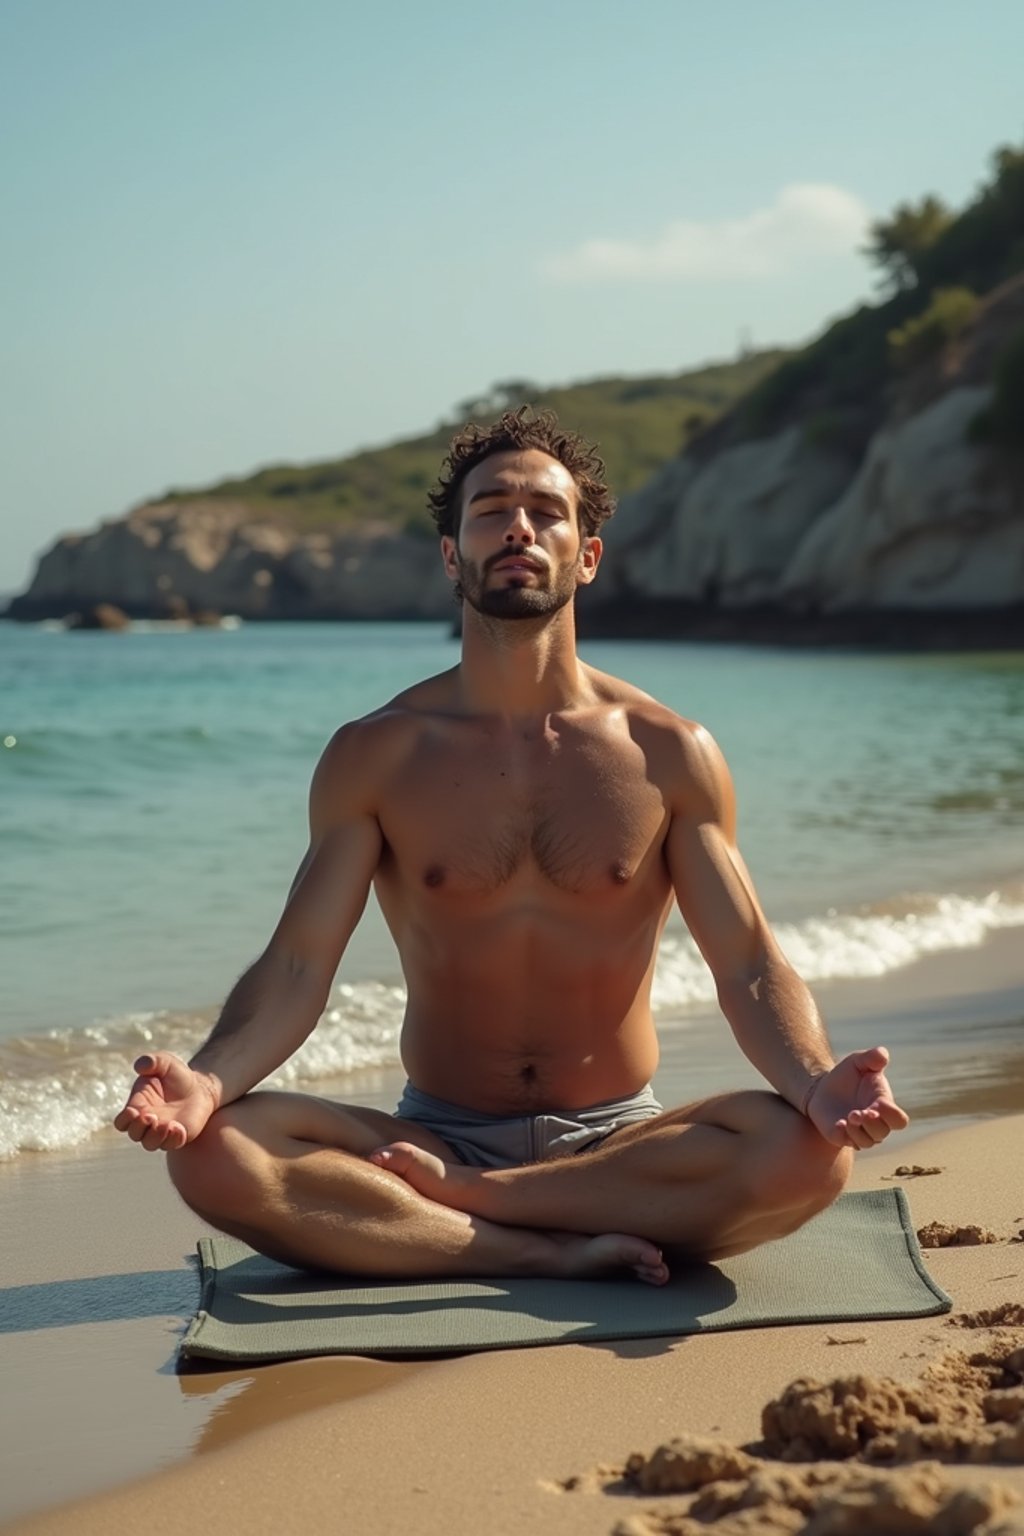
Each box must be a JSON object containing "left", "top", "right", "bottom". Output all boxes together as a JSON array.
[
  {"left": 368, "top": 1141, "right": 418, "bottom": 1173},
  {"left": 635, "top": 1258, "right": 670, "bottom": 1287}
]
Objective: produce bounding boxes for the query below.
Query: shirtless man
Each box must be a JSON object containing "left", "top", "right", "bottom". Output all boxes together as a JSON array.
[{"left": 114, "top": 409, "right": 909, "bottom": 1286}]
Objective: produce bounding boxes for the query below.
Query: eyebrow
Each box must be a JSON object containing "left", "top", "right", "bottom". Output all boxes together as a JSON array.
[{"left": 466, "top": 487, "right": 572, "bottom": 514}]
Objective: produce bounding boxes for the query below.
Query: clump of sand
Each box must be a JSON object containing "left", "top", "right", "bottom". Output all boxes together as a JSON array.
[
  {"left": 919, "top": 1222, "right": 1000, "bottom": 1247},
  {"left": 950, "top": 1307, "right": 1024, "bottom": 1330},
  {"left": 611, "top": 1461, "right": 1021, "bottom": 1534},
  {"left": 624, "top": 1438, "right": 759, "bottom": 1494},
  {"left": 884, "top": 1164, "right": 945, "bottom": 1178},
  {"left": 760, "top": 1336, "right": 1024, "bottom": 1465},
  {"left": 561, "top": 1340, "right": 1024, "bottom": 1535}
]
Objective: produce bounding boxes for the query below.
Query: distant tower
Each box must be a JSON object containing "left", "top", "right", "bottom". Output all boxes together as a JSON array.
[{"left": 738, "top": 326, "right": 754, "bottom": 359}]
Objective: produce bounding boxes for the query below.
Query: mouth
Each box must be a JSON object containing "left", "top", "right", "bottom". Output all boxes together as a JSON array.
[{"left": 492, "top": 558, "right": 544, "bottom": 575}]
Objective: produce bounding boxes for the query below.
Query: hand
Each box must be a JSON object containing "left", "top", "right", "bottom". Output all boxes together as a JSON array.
[
  {"left": 113, "top": 1052, "right": 220, "bottom": 1152},
  {"left": 804, "top": 1046, "right": 909, "bottom": 1150}
]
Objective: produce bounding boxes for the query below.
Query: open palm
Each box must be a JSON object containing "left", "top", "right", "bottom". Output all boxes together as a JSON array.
[
  {"left": 806, "top": 1046, "right": 909, "bottom": 1149},
  {"left": 113, "top": 1052, "right": 218, "bottom": 1152}
]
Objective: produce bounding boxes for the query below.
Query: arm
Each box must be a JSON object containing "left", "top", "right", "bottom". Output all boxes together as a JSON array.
[
  {"left": 114, "top": 720, "right": 383, "bottom": 1150},
  {"left": 665, "top": 723, "right": 907, "bottom": 1149}
]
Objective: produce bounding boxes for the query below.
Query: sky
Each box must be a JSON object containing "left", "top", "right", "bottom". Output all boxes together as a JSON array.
[{"left": 2, "top": 0, "right": 1022, "bottom": 593}]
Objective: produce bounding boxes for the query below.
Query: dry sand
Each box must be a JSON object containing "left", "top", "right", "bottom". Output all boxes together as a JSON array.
[
  {"left": 4, "top": 1114, "right": 1022, "bottom": 1536},
  {"left": 3, "top": 934, "right": 1024, "bottom": 1534}
]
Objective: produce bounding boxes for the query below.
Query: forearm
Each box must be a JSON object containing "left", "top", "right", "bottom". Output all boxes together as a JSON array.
[
  {"left": 189, "top": 947, "right": 331, "bottom": 1107},
  {"left": 717, "top": 953, "right": 835, "bottom": 1114}
]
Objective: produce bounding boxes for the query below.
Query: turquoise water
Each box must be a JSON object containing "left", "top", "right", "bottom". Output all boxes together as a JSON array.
[{"left": 1, "top": 620, "right": 1022, "bottom": 1155}]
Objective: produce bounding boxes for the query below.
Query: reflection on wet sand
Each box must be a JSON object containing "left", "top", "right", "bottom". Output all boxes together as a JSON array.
[{"left": 179, "top": 1355, "right": 428, "bottom": 1455}]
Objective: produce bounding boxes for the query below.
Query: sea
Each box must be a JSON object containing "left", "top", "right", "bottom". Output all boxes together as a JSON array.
[{"left": 2, "top": 618, "right": 1023, "bottom": 1161}]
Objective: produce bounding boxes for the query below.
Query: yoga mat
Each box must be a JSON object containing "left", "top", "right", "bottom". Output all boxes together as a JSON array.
[{"left": 179, "top": 1188, "right": 950, "bottom": 1365}]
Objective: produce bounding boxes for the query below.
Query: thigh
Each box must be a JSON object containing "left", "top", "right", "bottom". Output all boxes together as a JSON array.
[
  {"left": 213, "top": 1089, "right": 459, "bottom": 1163},
  {"left": 595, "top": 1088, "right": 799, "bottom": 1152}
]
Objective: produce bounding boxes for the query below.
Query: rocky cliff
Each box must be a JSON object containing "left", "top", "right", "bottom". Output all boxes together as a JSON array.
[
  {"left": 582, "top": 275, "right": 1024, "bottom": 642},
  {"left": 9, "top": 281, "right": 1024, "bottom": 640},
  {"left": 8, "top": 500, "right": 454, "bottom": 623}
]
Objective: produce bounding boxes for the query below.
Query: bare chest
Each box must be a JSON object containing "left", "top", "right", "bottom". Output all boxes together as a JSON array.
[{"left": 378, "top": 732, "right": 668, "bottom": 896}]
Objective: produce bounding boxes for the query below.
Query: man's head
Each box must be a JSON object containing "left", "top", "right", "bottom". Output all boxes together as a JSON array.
[
  {"left": 428, "top": 408, "right": 616, "bottom": 541},
  {"left": 429, "top": 409, "right": 614, "bottom": 620}
]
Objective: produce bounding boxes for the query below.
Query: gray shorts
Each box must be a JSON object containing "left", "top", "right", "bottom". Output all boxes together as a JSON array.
[{"left": 394, "top": 1082, "right": 664, "bottom": 1169}]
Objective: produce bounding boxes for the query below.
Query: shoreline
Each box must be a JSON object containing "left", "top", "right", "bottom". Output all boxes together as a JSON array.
[
  {"left": 4, "top": 919, "right": 1023, "bottom": 1166},
  {"left": 7, "top": 606, "right": 1024, "bottom": 652},
  {"left": 2, "top": 930, "right": 1024, "bottom": 1528}
]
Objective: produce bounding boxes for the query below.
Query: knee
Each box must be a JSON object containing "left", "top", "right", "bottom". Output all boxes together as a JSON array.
[
  {"left": 168, "top": 1104, "right": 267, "bottom": 1223},
  {"left": 759, "top": 1103, "right": 853, "bottom": 1220}
]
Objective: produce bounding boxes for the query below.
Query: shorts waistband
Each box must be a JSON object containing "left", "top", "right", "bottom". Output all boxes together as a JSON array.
[{"left": 396, "top": 1081, "right": 661, "bottom": 1126}]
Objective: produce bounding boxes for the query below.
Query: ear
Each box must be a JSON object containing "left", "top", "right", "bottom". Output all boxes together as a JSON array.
[
  {"left": 440, "top": 535, "right": 459, "bottom": 583},
  {"left": 575, "top": 536, "right": 602, "bottom": 586}
]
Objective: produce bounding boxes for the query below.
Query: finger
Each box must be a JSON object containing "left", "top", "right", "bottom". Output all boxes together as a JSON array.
[
  {"left": 847, "top": 1108, "right": 878, "bottom": 1133},
  {"left": 141, "top": 1123, "right": 172, "bottom": 1151},
  {"left": 852, "top": 1045, "right": 890, "bottom": 1073},
  {"left": 113, "top": 1107, "right": 140, "bottom": 1132},
  {"left": 839, "top": 1119, "right": 875, "bottom": 1150}
]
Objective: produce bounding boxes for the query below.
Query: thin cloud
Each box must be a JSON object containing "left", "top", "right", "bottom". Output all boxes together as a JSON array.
[{"left": 541, "top": 184, "right": 871, "bottom": 282}]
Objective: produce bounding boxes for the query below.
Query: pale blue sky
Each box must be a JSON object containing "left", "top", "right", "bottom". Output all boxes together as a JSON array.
[{"left": 2, "top": 0, "right": 1021, "bottom": 591}]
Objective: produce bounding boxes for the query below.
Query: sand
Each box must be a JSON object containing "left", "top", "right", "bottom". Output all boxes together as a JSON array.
[{"left": 3, "top": 935, "right": 1024, "bottom": 1534}]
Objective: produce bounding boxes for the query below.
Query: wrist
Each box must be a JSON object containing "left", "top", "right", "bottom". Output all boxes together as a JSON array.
[
  {"left": 800, "top": 1070, "right": 829, "bottom": 1117},
  {"left": 188, "top": 1062, "right": 226, "bottom": 1112}
]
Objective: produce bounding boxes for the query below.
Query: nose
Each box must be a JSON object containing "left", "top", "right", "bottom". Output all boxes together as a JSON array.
[{"left": 504, "top": 505, "right": 535, "bottom": 544}]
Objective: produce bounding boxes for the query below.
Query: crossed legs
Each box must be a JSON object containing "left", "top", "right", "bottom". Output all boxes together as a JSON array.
[
  {"left": 168, "top": 1092, "right": 669, "bottom": 1283},
  {"left": 168, "top": 1089, "right": 851, "bottom": 1285}
]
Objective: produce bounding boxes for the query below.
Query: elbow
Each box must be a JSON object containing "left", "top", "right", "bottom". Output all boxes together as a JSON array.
[
  {"left": 715, "top": 944, "right": 792, "bottom": 1012},
  {"left": 263, "top": 944, "right": 333, "bottom": 1010}
]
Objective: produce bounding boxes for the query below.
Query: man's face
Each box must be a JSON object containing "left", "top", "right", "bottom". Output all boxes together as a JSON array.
[{"left": 441, "top": 449, "right": 601, "bottom": 620}]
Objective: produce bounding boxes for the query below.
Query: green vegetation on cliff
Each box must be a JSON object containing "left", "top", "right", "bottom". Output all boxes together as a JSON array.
[
  {"left": 162, "top": 138, "right": 1023, "bottom": 537},
  {"left": 164, "top": 353, "right": 787, "bottom": 535},
  {"left": 736, "top": 140, "right": 1024, "bottom": 450}
]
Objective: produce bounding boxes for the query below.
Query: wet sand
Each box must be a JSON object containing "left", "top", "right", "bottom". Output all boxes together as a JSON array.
[{"left": 2, "top": 929, "right": 1023, "bottom": 1532}]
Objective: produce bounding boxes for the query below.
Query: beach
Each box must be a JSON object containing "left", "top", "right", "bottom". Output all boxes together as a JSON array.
[
  {"left": 3, "top": 625, "right": 1023, "bottom": 1530},
  {"left": 3, "top": 929, "right": 1023, "bottom": 1535}
]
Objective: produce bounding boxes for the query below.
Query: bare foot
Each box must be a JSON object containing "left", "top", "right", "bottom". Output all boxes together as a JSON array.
[
  {"left": 369, "top": 1141, "right": 471, "bottom": 1204},
  {"left": 369, "top": 1141, "right": 669, "bottom": 1286},
  {"left": 548, "top": 1232, "right": 670, "bottom": 1286}
]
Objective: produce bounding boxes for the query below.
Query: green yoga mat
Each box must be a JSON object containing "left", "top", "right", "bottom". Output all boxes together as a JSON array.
[{"left": 179, "top": 1188, "right": 950, "bottom": 1365}]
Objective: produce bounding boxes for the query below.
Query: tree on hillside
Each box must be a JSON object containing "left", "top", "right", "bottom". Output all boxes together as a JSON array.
[
  {"left": 915, "top": 141, "right": 1024, "bottom": 294},
  {"left": 864, "top": 194, "right": 953, "bottom": 292},
  {"left": 455, "top": 380, "right": 542, "bottom": 420}
]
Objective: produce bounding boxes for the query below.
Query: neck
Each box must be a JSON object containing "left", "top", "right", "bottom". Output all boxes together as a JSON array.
[{"left": 455, "top": 602, "right": 590, "bottom": 717}]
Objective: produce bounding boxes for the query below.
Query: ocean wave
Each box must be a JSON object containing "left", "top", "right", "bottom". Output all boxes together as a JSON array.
[
  {"left": 2, "top": 888, "right": 1022, "bottom": 1161},
  {"left": 651, "top": 887, "right": 1024, "bottom": 1010}
]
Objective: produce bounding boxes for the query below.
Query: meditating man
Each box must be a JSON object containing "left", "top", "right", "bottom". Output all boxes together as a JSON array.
[{"left": 114, "top": 409, "right": 909, "bottom": 1286}]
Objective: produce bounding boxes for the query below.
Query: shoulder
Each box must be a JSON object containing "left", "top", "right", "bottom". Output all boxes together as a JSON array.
[
  {"left": 311, "top": 674, "right": 453, "bottom": 815},
  {"left": 584, "top": 665, "right": 725, "bottom": 774},
  {"left": 611, "top": 692, "right": 733, "bottom": 820}
]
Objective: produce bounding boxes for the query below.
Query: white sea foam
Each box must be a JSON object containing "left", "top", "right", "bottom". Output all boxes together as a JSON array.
[
  {"left": 2, "top": 887, "right": 1022, "bottom": 1160},
  {"left": 651, "top": 888, "right": 1024, "bottom": 1012}
]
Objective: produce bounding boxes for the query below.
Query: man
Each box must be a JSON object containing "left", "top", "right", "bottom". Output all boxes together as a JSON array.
[{"left": 115, "top": 409, "right": 908, "bottom": 1286}]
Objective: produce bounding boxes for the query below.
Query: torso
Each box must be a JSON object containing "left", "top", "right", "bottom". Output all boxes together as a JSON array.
[{"left": 347, "top": 667, "right": 691, "bottom": 1113}]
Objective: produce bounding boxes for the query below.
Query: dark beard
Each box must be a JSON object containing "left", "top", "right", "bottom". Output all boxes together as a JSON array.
[{"left": 455, "top": 553, "right": 578, "bottom": 620}]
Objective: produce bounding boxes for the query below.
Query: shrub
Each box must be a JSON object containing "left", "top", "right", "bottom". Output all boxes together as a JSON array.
[
  {"left": 887, "top": 287, "right": 978, "bottom": 370},
  {"left": 971, "top": 325, "right": 1024, "bottom": 450}
]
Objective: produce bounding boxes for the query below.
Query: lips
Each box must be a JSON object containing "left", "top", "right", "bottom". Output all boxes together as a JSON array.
[{"left": 492, "top": 557, "right": 544, "bottom": 574}]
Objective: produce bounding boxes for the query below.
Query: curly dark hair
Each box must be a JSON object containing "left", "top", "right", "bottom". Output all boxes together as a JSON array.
[{"left": 428, "top": 407, "right": 616, "bottom": 539}]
